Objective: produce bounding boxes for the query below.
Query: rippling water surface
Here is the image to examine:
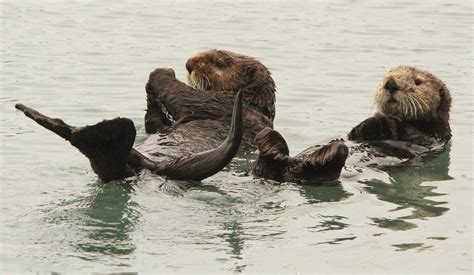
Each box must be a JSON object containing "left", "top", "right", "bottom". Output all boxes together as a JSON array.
[{"left": 1, "top": 0, "right": 472, "bottom": 273}]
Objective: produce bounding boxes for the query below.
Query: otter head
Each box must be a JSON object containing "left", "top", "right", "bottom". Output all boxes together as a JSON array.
[
  {"left": 374, "top": 66, "right": 451, "bottom": 139},
  {"left": 186, "top": 49, "right": 276, "bottom": 120}
]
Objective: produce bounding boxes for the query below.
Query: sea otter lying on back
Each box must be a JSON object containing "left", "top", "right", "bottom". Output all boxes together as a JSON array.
[
  {"left": 15, "top": 49, "right": 276, "bottom": 183},
  {"left": 349, "top": 66, "right": 451, "bottom": 143},
  {"left": 15, "top": 50, "right": 281, "bottom": 183},
  {"left": 143, "top": 49, "right": 276, "bottom": 150},
  {"left": 15, "top": 49, "right": 348, "bottom": 184},
  {"left": 252, "top": 67, "right": 451, "bottom": 183}
]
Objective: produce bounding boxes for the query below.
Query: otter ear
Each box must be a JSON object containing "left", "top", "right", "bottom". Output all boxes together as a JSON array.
[
  {"left": 437, "top": 86, "right": 452, "bottom": 115},
  {"left": 437, "top": 88, "right": 445, "bottom": 112},
  {"left": 242, "top": 65, "right": 257, "bottom": 78}
]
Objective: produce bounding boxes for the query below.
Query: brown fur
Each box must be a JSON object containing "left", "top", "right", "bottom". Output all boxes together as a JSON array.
[
  {"left": 251, "top": 127, "right": 349, "bottom": 184},
  {"left": 145, "top": 50, "right": 348, "bottom": 185},
  {"left": 186, "top": 49, "right": 277, "bottom": 120},
  {"left": 252, "top": 67, "right": 452, "bottom": 184},
  {"left": 145, "top": 50, "right": 277, "bottom": 153},
  {"left": 365, "top": 66, "right": 452, "bottom": 141}
]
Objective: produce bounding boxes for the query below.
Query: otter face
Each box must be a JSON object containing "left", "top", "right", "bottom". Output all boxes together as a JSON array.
[
  {"left": 185, "top": 49, "right": 269, "bottom": 92},
  {"left": 374, "top": 67, "right": 449, "bottom": 120}
]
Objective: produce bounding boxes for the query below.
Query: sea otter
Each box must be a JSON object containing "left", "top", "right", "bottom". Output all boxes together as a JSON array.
[
  {"left": 143, "top": 49, "right": 276, "bottom": 150},
  {"left": 252, "top": 67, "right": 451, "bottom": 183},
  {"left": 151, "top": 49, "right": 349, "bottom": 184},
  {"left": 14, "top": 49, "right": 277, "bottom": 183},
  {"left": 16, "top": 49, "right": 349, "bottom": 184}
]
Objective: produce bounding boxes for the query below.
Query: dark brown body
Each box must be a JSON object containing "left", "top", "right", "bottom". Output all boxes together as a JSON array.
[
  {"left": 14, "top": 71, "right": 246, "bottom": 183},
  {"left": 250, "top": 127, "right": 349, "bottom": 184},
  {"left": 251, "top": 67, "right": 451, "bottom": 184},
  {"left": 15, "top": 49, "right": 277, "bottom": 183},
  {"left": 142, "top": 68, "right": 273, "bottom": 160},
  {"left": 143, "top": 68, "right": 351, "bottom": 185}
]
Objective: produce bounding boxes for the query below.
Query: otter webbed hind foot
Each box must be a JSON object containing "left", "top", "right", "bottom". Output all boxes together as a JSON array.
[
  {"left": 15, "top": 104, "right": 74, "bottom": 141},
  {"left": 251, "top": 127, "right": 348, "bottom": 184},
  {"left": 15, "top": 104, "right": 135, "bottom": 182},
  {"left": 15, "top": 89, "right": 244, "bottom": 183},
  {"left": 251, "top": 127, "right": 290, "bottom": 182},
  {"left": 70, "top": 118, "right": 136, "bottom": 182},
  {"left": 287, "top": 140, "right": 349, "bottom": 184}
]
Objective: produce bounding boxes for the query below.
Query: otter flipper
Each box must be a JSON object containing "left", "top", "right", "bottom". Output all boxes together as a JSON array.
[
  {"left": 251, "top": 127, "right": 348, "bottom": 184},
  {"left": 15, "top": 104, "right": 135, "bottom": 182},
  {"left": 251, "top": 127, "right": 290, "bottom": 182},
  {"left": 15, "top": 104, "right": 74, "bottom": 141},
  {"left": 70, "top": 119, "right": 136, "bottom": 182},
  {"left": 288, "top": 140, "right": 349, "bottom": 184},
  {"left": 154, "top": 89, "right": 244, "bottom": 181},
  {"left": 15, "top": 89, "right": 244, "bottom": 183}
]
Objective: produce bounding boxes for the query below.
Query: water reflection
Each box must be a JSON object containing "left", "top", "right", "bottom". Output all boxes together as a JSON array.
[
  {"left": 75, "top": 182, "right": 140, "bottom": 258},
  {"left": 300, "top": 183, "right": 352, "bottom": 204},
  {"left": 311, "top": 215, "right": 349, "bottom": 232},
  {"left": 220, "top": 221, "right": 245, "bottom": 260},
  {"left": 365, "top": 145, "right": 452, "bottom": 230},
  {"left": 227, "top": 150, "right": 258, "bottom": 174},
  {"left": 315, "top": 236, "right": 357, "bottom": 245},
  {"left": 392, "top": 243, "right": 433, "bottom": 252}
]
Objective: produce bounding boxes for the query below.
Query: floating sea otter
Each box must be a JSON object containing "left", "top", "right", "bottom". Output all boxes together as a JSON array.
[
  {"left": 143, "top": 50, "right": 275, "bottom": 149},
  {"left": 15, "top": 50, "right": 348, "bottom": 184},
  {"left": 15, "top": 50, "right": 276, "bottom": 183},
  {"left": 252, "top": 66, "right": 451, "bottom": 182}
]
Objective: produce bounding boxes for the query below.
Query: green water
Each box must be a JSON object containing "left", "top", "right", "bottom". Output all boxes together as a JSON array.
[{"left": 1, "top": 0, "right": 472, "bottom": 272}]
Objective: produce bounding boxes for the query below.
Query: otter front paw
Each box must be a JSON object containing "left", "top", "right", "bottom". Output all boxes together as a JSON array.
[{"left": 348, "top": 115, "right": 402, "bottom": 140}]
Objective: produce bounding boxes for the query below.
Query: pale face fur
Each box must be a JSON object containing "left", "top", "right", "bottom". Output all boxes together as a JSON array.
[
  {"left": 374, "top": 66, "right": 446, "bottom": 120},
  {"left": 186, "top": 49, "right": 268, "bottom": 91}
]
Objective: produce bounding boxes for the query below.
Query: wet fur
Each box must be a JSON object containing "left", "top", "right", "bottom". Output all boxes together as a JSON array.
[
  {"left": 146, "top": 50, "right": 349, "bottom": 185},
  {"left": 350, "top": 66, "right": 452, "bottom": 142},
  {"left": 251, "top": 127, "right": 349, "bottom": 184},
  {"left": 143, "top": 72, "right": 273, "bottom": 158},
  {"left": 144, "top": 50, "right": 277, "bottom": 157},
  {"left": 252, "top": 67, "right": 451, "bottom": 184},
  {"left": 186, "top": 49, "right": 276, "bottom": 120}
]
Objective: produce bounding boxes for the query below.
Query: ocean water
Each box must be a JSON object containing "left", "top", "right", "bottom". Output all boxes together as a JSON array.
[{"left": 0, "top": 0, "right": 472, "bottom": 273}]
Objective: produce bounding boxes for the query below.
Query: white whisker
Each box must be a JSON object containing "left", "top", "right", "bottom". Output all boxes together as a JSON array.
[
  {"left": 411, "top": 94, "right": 423, "bottom": 118},
  {"left": 409, "top": 95, "right": 417, "bottom": 118},
  {"left": 401, "top": 97, "right": 407, "bottom": 117},
  {"left": 405, "top": 94, "right": 413, "bottom": 118},
  {"left": 417, "top": 97, "right": 430, "bottom": 114},
  {"left": 406, "top": 97, "right": 412, "bottom": 118},
  {"left": 204, "top": 74, "right": 211, "bottom": 90}
]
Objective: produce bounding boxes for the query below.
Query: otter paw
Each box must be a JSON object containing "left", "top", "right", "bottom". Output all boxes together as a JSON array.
[
  {"left": 254, "top": 127, "right": 289, "bottom": 160},
  {"left": 348, "top": 115, "right": 401, "bottom": 140}
]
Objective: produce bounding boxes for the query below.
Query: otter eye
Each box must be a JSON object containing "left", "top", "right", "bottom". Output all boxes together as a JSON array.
[
  {"left": 415, "top": 79, "right": 423, "bottom": 86},
  {"left": 215, "top": 59, "right": 227, "bottom": 69}
]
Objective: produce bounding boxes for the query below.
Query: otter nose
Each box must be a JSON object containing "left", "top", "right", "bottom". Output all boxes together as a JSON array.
[
  {"left": 186, "top": 59, "right": 196, "bottom": 74},
  {"left": 384, "top": 78, "right": 399, "bottom": 94}
]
